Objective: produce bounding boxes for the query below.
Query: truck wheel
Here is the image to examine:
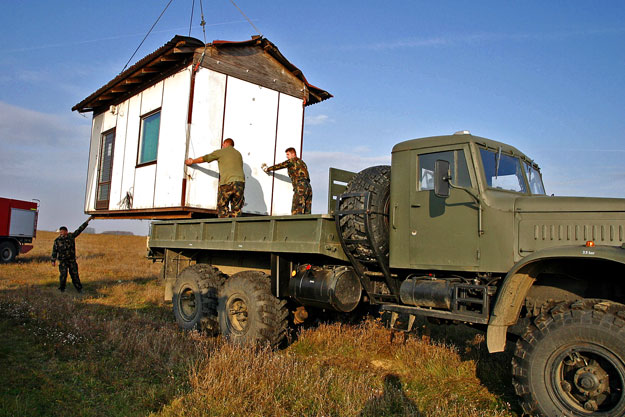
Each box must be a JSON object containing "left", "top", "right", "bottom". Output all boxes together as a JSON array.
[
  {"left": 512, "top": 299, "right": 625, "bottom": 417},
  {"left": 0, "top": 241, "right": 17, "bottom": 263},
  {"left": 339, "top": 165, "right": 391, "bottom": 264},
  {"left": 218, "top": 271, "right": 288, "bottom": 347},
  {"left": 172, "top": 264, "right": 226, "bottom": 333}
]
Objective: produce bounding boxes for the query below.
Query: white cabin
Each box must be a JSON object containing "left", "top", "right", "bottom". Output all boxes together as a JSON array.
[{"left": 73, "top": 35, "right": 331, "bottom": 219}]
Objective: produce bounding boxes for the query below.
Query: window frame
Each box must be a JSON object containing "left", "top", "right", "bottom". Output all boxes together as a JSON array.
[
  {"left": 96, "top": 128, "right": 116, "bottom": 210},
  {"left": 477, "top": 147, "right": 530, "bottom": 194},
  {"left": 416, "top": 148, "right": 473, "bottom": 192},
  {"left": 136, "top": 108, "right": 161, "bottom": 168}
]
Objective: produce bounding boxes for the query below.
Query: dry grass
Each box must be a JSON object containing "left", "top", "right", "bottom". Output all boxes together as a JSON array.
[{"left": 0, "top": 231, "right": 518, "bottom": 417}]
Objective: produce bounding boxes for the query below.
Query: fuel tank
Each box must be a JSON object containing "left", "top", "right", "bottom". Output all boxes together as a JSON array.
[
  {"left": 400, "top": 277, "right": 454, "bottom": 310},
  {"left": 289, "top": 265, "right": 361, "bottom": 312}
]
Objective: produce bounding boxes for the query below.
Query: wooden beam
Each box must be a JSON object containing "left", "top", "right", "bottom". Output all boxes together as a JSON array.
[
  {"left": 173, "top": 46, "right": 196, "bottom": 54},
  {"left": 141, "top": 68, "right": 159, "bottom": 74},
  {"left": 123, "top": 78, "right": 142, "bottom": 84},
  {"left": 97, "top": 95, "right": 114, "bottom": 101},
  {"left": 111, "top": 86, "right": 128, "bottom": 93}
]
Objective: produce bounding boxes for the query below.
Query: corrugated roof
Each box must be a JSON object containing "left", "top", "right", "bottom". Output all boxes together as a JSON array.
[
  {"left": 72, "top": 35, "right": 331, "bottom": 114},
  {"left": 72, "top": 36, "right": 204, "bottom": 113}
]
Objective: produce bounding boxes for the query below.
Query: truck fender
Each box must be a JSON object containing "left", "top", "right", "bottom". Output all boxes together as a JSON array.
[{"left": 486, "top": 245, "right": 625, "bottom": 352}]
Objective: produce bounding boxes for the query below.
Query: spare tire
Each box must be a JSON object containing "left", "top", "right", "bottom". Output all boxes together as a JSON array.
[{"left": 338, "top": 165, "right": 391, "bottom": 265}]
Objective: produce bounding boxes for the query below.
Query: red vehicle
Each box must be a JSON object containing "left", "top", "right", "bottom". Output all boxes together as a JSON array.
[{"left": 0, "top": 198, "right": 39, "bottom": 263}]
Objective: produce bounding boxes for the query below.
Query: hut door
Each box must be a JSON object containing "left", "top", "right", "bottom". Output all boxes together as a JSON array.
[{"left": 96, "top": 130, "right": 115, "bottom": 210}]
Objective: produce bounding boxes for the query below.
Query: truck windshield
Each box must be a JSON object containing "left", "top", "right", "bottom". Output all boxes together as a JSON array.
[
  {"left": 480, "top": 149, "right": 527, "bottom": 193},
  {"left": 523, "top": 162, "right": 546, "bottom": 195}
]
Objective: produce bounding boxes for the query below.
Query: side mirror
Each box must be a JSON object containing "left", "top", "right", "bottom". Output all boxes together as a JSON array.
[{"left": 434, "top": 160, "right": 450, "bottom": 198}]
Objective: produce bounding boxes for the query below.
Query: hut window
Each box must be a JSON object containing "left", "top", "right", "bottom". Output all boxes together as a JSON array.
[{"left": 138, "top": 110, "right": 161, "bottom": 165}]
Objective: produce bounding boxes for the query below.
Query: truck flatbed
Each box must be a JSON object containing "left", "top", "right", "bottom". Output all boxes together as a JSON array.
[{"left": 149, "top": 214, "right": 348, "bottom": 262}]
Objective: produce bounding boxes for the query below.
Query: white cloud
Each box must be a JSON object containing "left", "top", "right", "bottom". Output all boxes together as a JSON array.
[
  {"left": 348, "top": 27, "right": 625, "bottom": 51},
  {"left": 0, "top": 101, "right": 89, "bottom": 147},
  {"left": 305, "top": 114, "right": 330, "bottom": 126}
]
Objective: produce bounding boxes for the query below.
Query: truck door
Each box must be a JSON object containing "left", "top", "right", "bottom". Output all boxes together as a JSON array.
[{"left": 409, "top": 147, "right": 480, "bottom": 268}]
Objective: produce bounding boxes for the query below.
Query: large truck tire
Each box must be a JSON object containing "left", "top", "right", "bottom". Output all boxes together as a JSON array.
[
  {"left": 0, "top": 241, "right": 17, "bottom": 263},
  {"left": 172, "top": 264, "right": 226, "bottom": 333},
  {"left": 512, "top": 299, "right": 625, "bottom": 417},
  {"left": 339, "top": 165, "right": 391, "bottom": 264},
  {"left": 218, "top": 271, "right": 288, "bottom": 347}
]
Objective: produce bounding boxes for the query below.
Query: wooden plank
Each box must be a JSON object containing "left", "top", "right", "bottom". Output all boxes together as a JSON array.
[
  {"left": 174, "top": 46, "right": 197, "bottom": 54},
  {"left": 200, "top": 47, "right": 305, "bottom": 100}
]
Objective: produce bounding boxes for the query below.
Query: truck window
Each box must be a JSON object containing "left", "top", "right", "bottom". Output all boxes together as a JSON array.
[
  {"left": 523, "top": 162, "right": 546, "bottom": 195},
  {"left": 419, "top": 150, "right": 471, "bottom": 191},
  {"left": 480, "top": 149, "right": 527, "bottom": 193}
]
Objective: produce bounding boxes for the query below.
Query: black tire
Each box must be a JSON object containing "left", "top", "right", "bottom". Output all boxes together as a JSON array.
[
  {"left": 0, "top": 241, "right": 17, "bottom": 263},
  {"left": 512, "top": 299, "right": 625, "bottom": 417},
  {"left": 172, "top": 264, "right": 226, "bottom": 333},
  {"left": 218, "top": 271, "right": 288, "bottom": 347},
  {"left": 339, "top": 165, "right": 391, "bottom": 264}
]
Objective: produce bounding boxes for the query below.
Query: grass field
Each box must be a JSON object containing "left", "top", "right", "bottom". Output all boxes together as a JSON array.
[{"left": 0, "top": 231, "right": 520, "bottom": 417}]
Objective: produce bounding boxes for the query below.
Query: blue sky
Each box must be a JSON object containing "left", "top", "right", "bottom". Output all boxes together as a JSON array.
[{"left": 1, "top": 1, "right": 624, "bottom": 234}]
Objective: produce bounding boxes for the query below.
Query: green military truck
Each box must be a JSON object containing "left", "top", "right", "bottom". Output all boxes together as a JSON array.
[{"left": 148, "top": 131, "right": 625, "bottom": 417}]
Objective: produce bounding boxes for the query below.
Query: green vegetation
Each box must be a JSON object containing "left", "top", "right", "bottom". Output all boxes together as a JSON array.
[{"left": 0, "top": 232, "right": 518, "bottom": 416}]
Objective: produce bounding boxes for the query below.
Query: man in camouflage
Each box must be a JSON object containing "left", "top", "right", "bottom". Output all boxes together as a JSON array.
[
  {"left": 51, "top": 216, "right": 93, "bottom": 293},
  {"left": 185, "top": 138, "right": 245, "bottom": 218},
  {"left": 263, "top": 147, "right": 312, "bottom": 215}
]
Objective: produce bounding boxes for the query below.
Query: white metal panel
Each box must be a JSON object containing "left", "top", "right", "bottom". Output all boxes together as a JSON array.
[
  {"left": 85, "top": 114, "right": 103, "bottom": 212},
  {"left": 9, "top": 208, "right": 36, "bottom": 237},
  {"left": 186, "top": 68, "right": 226, "bottom": 210},
  {"left": 108, "top": 99, "right": 130, "bottom": 210},
  {"left": 271, "top": 93, "right": 304, "bottom": 215},
  {"left": 140, "top": 81, "right": 164, "bottom": 115},
  {"left": 101, "top": 108, "right": 117, "bottom": 132},
  {"left": 223, "top": 77, "right": 279, "bottom": 215},
  {"left": 153, "top": 68, "right": 191, "bottom": 207},
  {"left": 120, "top": 95, "right": 142, "bottom": 209},
  {"left": 133, "top": 164, "right": 157, "bottom": 209}
]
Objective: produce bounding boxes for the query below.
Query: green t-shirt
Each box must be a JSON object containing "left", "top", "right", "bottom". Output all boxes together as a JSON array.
[{"left": 202, "top": 146, "right": 245, "bottom": 185}]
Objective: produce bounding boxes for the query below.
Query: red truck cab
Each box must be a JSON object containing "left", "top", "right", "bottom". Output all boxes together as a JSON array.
[{"left": 0, "top": 197, "right": 39, "bottom": 263}]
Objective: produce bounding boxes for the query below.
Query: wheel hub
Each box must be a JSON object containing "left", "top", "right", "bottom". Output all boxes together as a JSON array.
[
  {"left": 227, "top": 296, "right": 249, "bottom": 333},
  {"left": 554, "top": 348, "right": 622, "bottom": 413},
  {"left": 574, "top": 363, "right": 609, "bottom": 397},
  {"left": 179, "top": 287, "right": 197, "bottom": 321}
]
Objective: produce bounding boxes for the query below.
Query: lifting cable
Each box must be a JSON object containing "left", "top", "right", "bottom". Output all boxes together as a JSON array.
[
  {"left": 120, "top": 0, "right": 176, "bottom": 74},
  {"left": 228, "top": 0, "right": 262, "bottom": 37},
  {"left": 188, "top": 0, "right": 195, "bottom": 36}
]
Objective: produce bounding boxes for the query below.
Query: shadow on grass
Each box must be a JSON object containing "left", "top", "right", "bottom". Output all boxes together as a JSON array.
[
  {"left": 359, "top": 373, "right": 423, "bottom": 417},
  {"left": 13, "top": 255, "right": 52, "bottom": 264},
  {"left": 399, "top": 316, "right": 521, "bottom": 415},
  {"left": 14, "top": 253, "right": 106, "bottom": 264}
]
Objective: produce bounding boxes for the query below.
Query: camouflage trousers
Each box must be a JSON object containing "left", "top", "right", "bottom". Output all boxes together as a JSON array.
[
  {"left": 292, "top": 180, "right": 312, "bottom": 215},
  {"left": 218, "top": 181, "right": 245, "bottom": 218},
  {"left": 58, "top": 259, "right": 82, "bottom": 291}
]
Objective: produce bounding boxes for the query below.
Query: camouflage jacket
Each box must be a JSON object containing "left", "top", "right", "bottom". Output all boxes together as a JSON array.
[
  {"left": 266, "top": 158, "right": 310, "bottom": 184},
  {"left": 51, "top": 220, "right": 90, "bottom": 261}
]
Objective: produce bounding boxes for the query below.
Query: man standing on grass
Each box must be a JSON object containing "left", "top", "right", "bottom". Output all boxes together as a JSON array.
[
  {"left": 51, "top": 216, "right": 93, "bottom": 293},
  {"left": 185, "top": 138, "right": 245, "bottom": 218},
  {"left": 262, "top": 147, "right": 312, "bottom": 214}
]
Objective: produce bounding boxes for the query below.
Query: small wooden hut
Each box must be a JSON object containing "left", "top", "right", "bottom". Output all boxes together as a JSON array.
[{"left": 72, "top": 35, "right": 331, "bottom": 218}]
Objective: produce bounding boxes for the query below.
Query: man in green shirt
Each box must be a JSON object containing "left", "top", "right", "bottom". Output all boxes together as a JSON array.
[{"left": 185, "top": 138, "right": 245, "bottom": 217}]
